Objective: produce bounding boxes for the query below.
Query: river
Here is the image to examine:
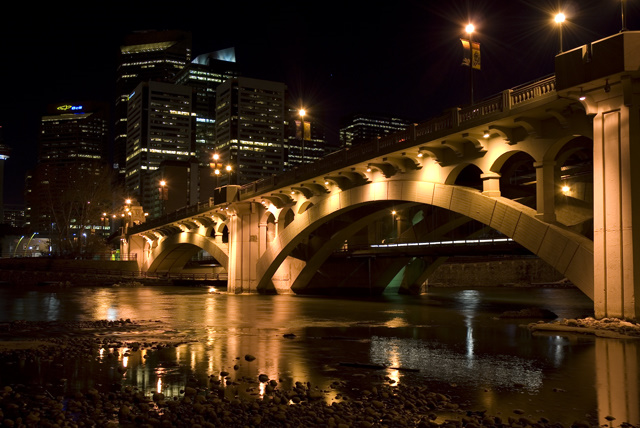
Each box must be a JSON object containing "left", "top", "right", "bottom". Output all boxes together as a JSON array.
[{"left": 0, "top": 285, "right": 638, "bottom": 427}]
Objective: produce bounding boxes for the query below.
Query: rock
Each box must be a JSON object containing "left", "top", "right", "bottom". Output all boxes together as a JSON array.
[{"left": 244, "top": 354, "right": 256, "bottom": 362}]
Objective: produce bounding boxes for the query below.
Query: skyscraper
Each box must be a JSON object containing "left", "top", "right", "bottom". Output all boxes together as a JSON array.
[
  {"left": 339, "top": 113, "right": 414, "bottom": 148},
  {"left": 25, "top": 102, "right": 110, "bottom": 245},
  {"left": 125, "top": 81, "right": 196, "bottom": 212},
  {"left": 215, "top": 77, "right": 286, "bottom": 185},
  {"left": 174, "top": 48, "right": 239, "bottom": 166},
  {"left": 0, "top": 127, "right": 10, "bottom": 224},
  {"left": 114, "top": 30, "right": 192, "bottom": 180}
]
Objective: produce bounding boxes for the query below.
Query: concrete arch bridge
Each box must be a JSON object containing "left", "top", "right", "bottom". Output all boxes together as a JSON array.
[{"left": 123, "top": 32, "right": 640, "bottom": 320}]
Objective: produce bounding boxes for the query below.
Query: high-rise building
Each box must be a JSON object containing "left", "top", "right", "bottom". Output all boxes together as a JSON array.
[
  {"left": 215, "top": 77, "right": 286, "bottom": 185},
  {"left": 25, "top": 102, "right": 110, "bottom": 240},
  {"left": 0, "top": 127, "right": 10, "bottom": 224},
  {"left": 174, "top": 48, "right": 239, "bottom": 166},
  {"left": 125, "top": 81, "right": 196, "bottom": 212},
  {"left": 114, "top": 30, "right": 192, "bottom": 179},
  {"left": 339, "top": 113, "right": 414, "bottom": 148}
]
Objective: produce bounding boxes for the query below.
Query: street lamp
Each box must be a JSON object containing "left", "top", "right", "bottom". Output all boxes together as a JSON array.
[
  {"left": 159, "top": 180, "right": 167, "bottom": 216},
  {"left": 555, "top": 12, "right": 566, "bottom": 54},
  {"left": 299, "top": 108, "right": 307, "bottom": 164},
  {"left": 465, "top": 23, "right": 475, "bottom": 105},
  {"left": 210, "top": 153, "right": 233, "bottom": 187}
]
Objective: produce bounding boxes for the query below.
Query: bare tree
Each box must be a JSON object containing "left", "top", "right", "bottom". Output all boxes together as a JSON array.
[{"left": 40, "top": 162, "right": 121, "bottom": 258}]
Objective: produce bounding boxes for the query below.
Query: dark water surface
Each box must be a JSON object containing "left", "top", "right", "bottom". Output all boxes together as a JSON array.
[{"left": 0, "top": 285, "right": 638, "bottom": 426}]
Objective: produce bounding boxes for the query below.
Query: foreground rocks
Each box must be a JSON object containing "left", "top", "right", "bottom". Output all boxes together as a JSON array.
[{"left": 0, "top": 320, "right": 638, "bottom": 427}]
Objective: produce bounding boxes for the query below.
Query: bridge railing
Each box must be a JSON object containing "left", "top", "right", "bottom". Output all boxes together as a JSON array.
[{"left": 237, "top": 74, "right": 556, "bottom": 201}]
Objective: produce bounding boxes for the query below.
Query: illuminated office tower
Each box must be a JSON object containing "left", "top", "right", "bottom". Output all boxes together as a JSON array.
[
  {"left": 114, "top": 30, "right": 192, "bottom": 180},
  {"left": 125, "top": 81, "right": 196, "bottom": 212},
  {"left": 0, "top": 127, "right": 9, "bottom": 224},
  {"left": 25, "top": 102, "right": 109, "bottom": 235},
  {"left": 215, "top": 77, "right": 286, "bottom": 185},
  {"left": 339, "top": 113, "right": 414, "bottom": 148},
  {"left": 174, "top": 48, "right": 239, "bottom": 166}
]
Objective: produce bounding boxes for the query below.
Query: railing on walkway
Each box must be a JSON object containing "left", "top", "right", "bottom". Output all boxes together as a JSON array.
[{"left": 238, "top": 74, "right": 556, "bottom": 200}]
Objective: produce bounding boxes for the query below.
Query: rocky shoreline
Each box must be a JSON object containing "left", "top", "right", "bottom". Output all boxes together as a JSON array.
[
  {"left": 0, "top": 320, "right": 638, "bottom": 427},
  {"left": 528, "top": 317, "right": 640, "bottom": 339}
]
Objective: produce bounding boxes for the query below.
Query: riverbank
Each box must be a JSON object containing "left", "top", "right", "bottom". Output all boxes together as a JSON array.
[{"left": 0, "top": 319, "right": 637, "bottom": 427}]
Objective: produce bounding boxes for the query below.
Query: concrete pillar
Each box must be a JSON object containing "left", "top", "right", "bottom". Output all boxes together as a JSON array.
[
  {"left": 593, "top": 78, "right": 640, "bottom": 320},
  {"left": 227, "top": 202, "right": 262, "bottom": 294},
  {"left": 481, "top": 172, "right": 501, "bottom": 197},
  {"left": 534, "top": 161, "right": 557, "bottom": 223},
  {"left": 124, "top": 235, "right": 146, "bottom": 271}
]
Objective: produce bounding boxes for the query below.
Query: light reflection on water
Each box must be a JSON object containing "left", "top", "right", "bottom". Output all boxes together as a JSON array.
[{"left": 0, "top": 286, "right": 638, "bottom": 426}]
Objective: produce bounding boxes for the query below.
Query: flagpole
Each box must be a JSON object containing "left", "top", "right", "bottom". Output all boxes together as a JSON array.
[{"left": 465, "top": 24, "right": 475, "bottom": 106}]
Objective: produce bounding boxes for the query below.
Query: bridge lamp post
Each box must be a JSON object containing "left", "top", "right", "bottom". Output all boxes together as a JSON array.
[
  {"left": 621, "top": 0, "right": 628, "bottom": 32},
  {"left": 159, "top": 180, "right": 167, "bottom": 216},
  {"left": 465, "top": 23, "right": 475, "bottom": 105},
  {"left": 299, "top": 108, "right": 307, "bottom": 165},
  {"left": 555, "top": 12, "right": 566, "bottom": 54},
  {"left": 211, "top": 153, "right": 222, "bottom": 188}
]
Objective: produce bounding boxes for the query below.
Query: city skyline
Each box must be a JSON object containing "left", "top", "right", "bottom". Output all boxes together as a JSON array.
[{"left": 0, "top": 0, "right": 635, "bottom": 205}]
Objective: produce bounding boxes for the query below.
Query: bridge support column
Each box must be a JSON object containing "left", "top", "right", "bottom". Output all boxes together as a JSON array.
[
  {"left": 228, "top": 203, "right": 263, "bottom": 294},
  {"left": 123, "top": 234, "right": 146, "bottom": 270},
  {"left": 593, "top": 78, "right": 640, "bottom": 320},
  {"left": 481, "top": 172, "right": 501, "bottom": 197},
  {"left": 534, "top": 161, "right": 557, "bottom": 223}
]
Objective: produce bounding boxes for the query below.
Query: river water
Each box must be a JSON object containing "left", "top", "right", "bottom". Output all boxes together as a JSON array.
[{"left": 0, "top": 285, "right": 638, "bottom": 426}]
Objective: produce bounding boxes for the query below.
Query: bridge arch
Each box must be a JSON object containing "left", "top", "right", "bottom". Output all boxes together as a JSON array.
[
  {"left": 256, "top": 180, "right": 594, "bottom": 299},
  {"left": 147, "top": 231, "right": 229, "bottom": 273}
]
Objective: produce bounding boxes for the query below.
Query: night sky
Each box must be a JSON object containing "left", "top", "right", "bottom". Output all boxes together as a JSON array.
[{"left": 0, "top": 0, "right": 635, "bottom": 205}]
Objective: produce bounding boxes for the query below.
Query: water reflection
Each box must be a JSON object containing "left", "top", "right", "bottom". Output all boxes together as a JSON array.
[
  {"left": 596, "top": 338, "right": 640, "bottom": 426},
  {"left": 0, "top": 286, "right": 638, "bottom": 425}
]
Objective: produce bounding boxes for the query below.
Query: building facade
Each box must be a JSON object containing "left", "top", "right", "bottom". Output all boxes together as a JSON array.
[
  {"left": 125, "top": 81, "right": 196, "bottom": 212},
  {"left": 175, "top": 48, "right": 239, "bottom": 166},
  {"left": 114, "top": 30, "right": 192, "bottom": 179},
  {"left": 339, "top": 113, "right": 414, "bottom": 148},
  {"left": 25, "top": 102, "right": 111, "bottom": 251},
  {"left": 215, "top": 77, "right": 286, "bottom": 185}
]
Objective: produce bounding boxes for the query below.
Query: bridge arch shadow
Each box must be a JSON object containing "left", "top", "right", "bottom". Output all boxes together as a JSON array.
[{"left": 256, "top": 180, "right": 594, "bottom": 299}]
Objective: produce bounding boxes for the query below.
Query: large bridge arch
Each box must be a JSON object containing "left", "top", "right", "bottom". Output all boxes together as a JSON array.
[
  {"left": 256, "top": 180, "right": 594, "bottom": 298},
  {"left": 147, "top": 232, "right": 229, "bottom": 273}
]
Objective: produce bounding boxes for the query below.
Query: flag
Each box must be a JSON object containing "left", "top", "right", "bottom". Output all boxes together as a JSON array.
[
  {"left": 461, "top": 39, "right": 481, "bottom": 70},
  {"left": 296, "top": 120, "right": 311, "bottom": 140}
]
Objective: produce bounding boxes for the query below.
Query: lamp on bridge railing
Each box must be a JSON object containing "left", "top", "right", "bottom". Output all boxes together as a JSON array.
[
  {"left": 554, "top": 12, "right": 566, "bottom": 54},
  {"left": 621, "top": 0, "right": 628, "bottom": 32}
]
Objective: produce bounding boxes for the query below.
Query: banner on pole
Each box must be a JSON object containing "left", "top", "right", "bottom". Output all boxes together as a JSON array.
[{"left": 461, "top": 39, "right": 481, "bottom": 70}]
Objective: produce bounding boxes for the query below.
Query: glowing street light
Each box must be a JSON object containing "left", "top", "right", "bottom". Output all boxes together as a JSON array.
[
  {"left": 555, "top": 12, "right": 566, "bottom": 53},
  {"left": 299, "top": 108, "right": 307, "bottom": 164},
  {"left": 159, "top": 180, "right": 167, "bottom": 215}
]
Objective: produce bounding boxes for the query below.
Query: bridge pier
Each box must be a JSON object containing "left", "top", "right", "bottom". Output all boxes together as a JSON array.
[
  {"left": 557, "top": 32, "right": 640, "bottom": 319},
  {"left": 228, "top": 203, "right": 263, "bottom": 294}
]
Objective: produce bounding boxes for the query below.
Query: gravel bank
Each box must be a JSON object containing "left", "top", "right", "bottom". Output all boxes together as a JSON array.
[{"left": 0, "top": 320, "right": 637, "bottom": 427}]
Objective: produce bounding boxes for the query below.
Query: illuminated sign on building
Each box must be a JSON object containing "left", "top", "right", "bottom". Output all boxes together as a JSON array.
[{"left": 56, "top": 105, "right": 84, "bottom": 111}]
